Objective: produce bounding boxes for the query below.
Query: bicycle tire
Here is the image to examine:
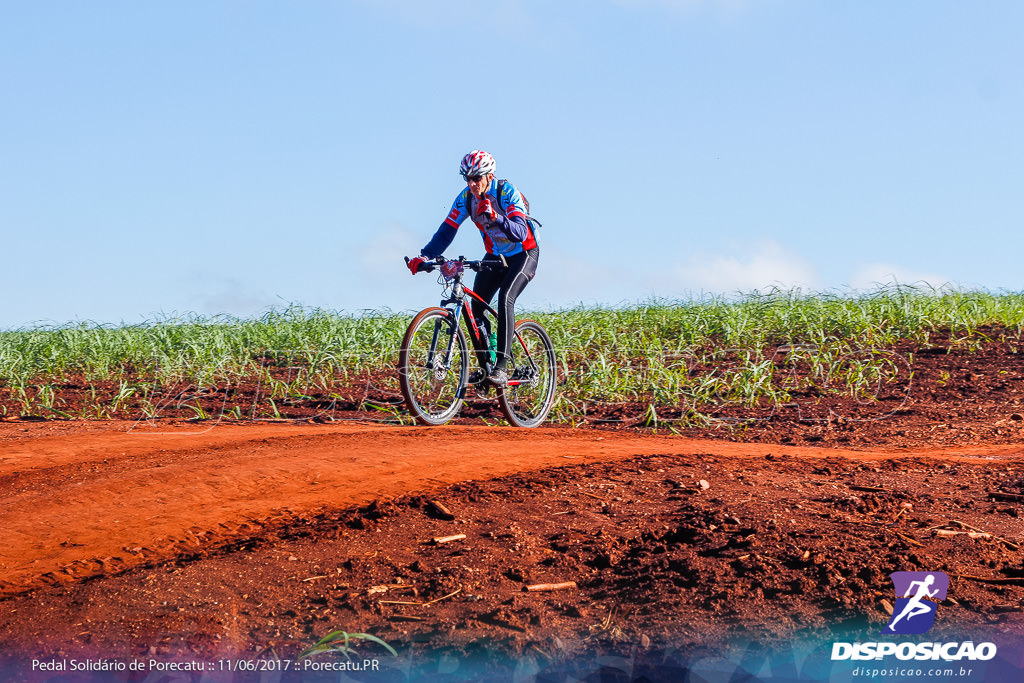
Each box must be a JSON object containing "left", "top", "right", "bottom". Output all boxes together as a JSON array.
[
  {"left": 398, "top": 307, "right": 469, "bottom": 426},
  {"left": 497, "top": 319, "right": 557, "bottom": 428}
]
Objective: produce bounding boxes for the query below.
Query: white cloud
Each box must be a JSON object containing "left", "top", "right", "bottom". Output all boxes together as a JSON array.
[
  {"left": 846, "top": 263, "right": 954, "bottom": 292},
  {"left": 356, "top": 222, "right": 422, "bottom": 274},
  {"left": 522, "top": 243, "right": 633, "bottom": 309},
  {"left": 340, "top": 222, "right": 437, "bottom": 314},
  {"left": 667, "top": 239, "right": 820, "bottom": 294},
  {"left": 189, "top": 275, "right": 278, "bottom": 319},
  {"left": 512, "top": 239, "right": 823, "bottom": 311}
]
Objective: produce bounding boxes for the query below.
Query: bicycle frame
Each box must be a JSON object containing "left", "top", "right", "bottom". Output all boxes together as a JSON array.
[{"left": 435, "top": 258, "right": 539, "bottom": 388}]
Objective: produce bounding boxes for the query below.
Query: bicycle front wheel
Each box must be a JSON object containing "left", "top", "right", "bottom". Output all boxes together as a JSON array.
[
  {"left": 497, "top": 319, "right": 557, "bottom": 428},
  {"left": 398, "top": 307, "right": 469, "bottom": 426}
]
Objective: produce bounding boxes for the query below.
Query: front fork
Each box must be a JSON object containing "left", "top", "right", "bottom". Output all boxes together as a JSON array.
[
  {"left": 429, "top": 303, "right": 487, "bottom": 377},
  {"left": 421, "top": 306, "right": 462, "bottom": 379}
]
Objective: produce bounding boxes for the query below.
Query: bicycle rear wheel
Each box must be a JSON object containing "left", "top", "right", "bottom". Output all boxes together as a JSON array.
[
  {"left": 398, "top": 307, "right": 469, "bottom": 426},
  {"left": 497, "top": 319, "right": 557, "bottom": 428}
]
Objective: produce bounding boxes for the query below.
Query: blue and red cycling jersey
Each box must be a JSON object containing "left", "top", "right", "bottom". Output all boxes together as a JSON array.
[{"left": 421, "top": 178, "right": 538, "bottom": 259}]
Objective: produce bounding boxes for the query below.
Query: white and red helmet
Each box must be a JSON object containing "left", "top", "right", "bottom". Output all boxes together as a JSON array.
[{"left": 459, "top": 150, "right": 496, "bottom": 179}]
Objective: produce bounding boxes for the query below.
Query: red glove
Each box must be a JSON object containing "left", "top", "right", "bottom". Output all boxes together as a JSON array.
[
  {"left": 476, "top": 197, "right": 496, "bottom": 221},
  {"left": 407, "top": 256, "right": 426, "bottom": 275}
]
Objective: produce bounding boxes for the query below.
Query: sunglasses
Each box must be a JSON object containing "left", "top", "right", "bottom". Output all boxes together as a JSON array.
[{"left": 463, "top": 175, "right": 485, "bottom": 183}]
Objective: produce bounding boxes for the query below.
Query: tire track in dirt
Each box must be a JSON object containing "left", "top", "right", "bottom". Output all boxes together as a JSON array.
[{"left": 1, "top": 420, "right": 1022, "bottom": 598}]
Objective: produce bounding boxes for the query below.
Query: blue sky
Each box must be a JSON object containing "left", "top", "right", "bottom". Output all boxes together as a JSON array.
[{"left": 1, "top": 1, "right": 1021, "bottom": 329}]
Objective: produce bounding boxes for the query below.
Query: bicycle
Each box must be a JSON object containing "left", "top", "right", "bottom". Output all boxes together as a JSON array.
[{"left": 398, "top": 255, "right": 556, "bottom": 428}]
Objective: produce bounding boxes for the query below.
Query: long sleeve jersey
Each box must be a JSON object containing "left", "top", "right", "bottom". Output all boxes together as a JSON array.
[{"left": 421, "top": 178, "right": 538, "bottom": 259}]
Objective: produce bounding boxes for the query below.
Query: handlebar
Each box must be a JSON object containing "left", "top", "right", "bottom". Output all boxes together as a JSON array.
[{"left": 404, "top": 255, "right": 500, "bottom": 274}]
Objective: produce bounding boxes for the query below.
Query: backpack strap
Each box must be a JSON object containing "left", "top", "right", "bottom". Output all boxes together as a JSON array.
[
  {"left": 495, "top": 178, "right": 541, "bottom": 231},
  {"left": 496, "top": 178, "right": 507, "bottom": 213},
  {"left": 496, "top": 178, "right": 533, "bottom": 215}
]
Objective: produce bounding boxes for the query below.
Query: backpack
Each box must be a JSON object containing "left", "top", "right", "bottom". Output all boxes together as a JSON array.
[{"left": 496, "top": 179, "right": 542, "bottom": 230}]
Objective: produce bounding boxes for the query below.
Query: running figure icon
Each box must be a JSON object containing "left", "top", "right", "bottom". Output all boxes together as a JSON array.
[{"left": 883, "top": 571, "right": 949, "bottom": 635}]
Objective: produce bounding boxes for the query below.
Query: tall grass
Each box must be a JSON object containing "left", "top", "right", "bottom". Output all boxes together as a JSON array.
[
  {"left": 0, "top": 306, "right": 403, "bottom": 385},
  {"left": 523, "top": 286, "right": 1019, "bottom": 416},
  {"left": 1, "top": 287, "right": 1022, "bottom": 423}
]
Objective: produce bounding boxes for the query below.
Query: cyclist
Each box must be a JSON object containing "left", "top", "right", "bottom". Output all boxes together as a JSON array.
[{"left": 407, "top": 150, "right": 539, "bottom": 387}]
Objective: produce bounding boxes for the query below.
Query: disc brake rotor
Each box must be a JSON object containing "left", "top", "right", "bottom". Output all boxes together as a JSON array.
[{"left": 432, "top": 356, "right": 449, "bottom": 382}]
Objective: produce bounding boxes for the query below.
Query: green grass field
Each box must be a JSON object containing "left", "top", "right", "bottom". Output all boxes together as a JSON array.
[{"left": 1, "top": 286, "right": 1022, "bottom": 423}]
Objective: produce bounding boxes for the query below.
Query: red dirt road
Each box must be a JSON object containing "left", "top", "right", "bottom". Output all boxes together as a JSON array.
[{"left": 3, "top": 419, "right": 1022, "bottom": 599}]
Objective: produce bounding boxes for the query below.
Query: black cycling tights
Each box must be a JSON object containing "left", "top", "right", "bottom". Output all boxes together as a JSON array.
[{"left": 470, "top": 246, "right": 539, "bottom": 371}]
